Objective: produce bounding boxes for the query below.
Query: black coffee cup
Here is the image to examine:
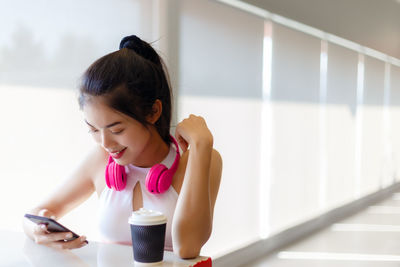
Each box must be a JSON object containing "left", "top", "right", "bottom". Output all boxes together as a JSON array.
[{"left": 128, "top": 208, "right": 167, "bottom": 265}]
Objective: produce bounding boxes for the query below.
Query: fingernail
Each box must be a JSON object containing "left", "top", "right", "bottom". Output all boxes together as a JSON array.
[
  {"left": 80, "top": 236, "right": 86, "bottom": 242},
  {"left": 41, "top": 224, "right": 47, "bottom": 229},
  {"left": 66, "top": 233, "right": 73, "bottom": 238},
  {"left": 50, "top": 216, "right": 56, "bottom": 220}
]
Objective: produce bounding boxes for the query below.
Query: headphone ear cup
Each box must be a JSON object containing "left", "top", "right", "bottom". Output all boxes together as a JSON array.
[
  {"left": 157, "top": 170, "right": 174, "bottom": 194},
  {"left": 114, "top": 163, "right": 127, "bottom": 191},
  {"left": 146, "top": 164, "right": 168, "bottom": 194},
  {"left": 105, "top": 158, "right": 127, "bottom": 191}
]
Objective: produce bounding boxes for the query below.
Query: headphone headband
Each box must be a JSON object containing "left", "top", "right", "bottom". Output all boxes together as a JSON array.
[{"left": 168, "top": 135, "right": 180, "bottom": 173}]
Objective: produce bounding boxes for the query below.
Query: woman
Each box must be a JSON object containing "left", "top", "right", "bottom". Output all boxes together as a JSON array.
[{"left": 22, "top": 35, "right": 222, "bottom": 259}]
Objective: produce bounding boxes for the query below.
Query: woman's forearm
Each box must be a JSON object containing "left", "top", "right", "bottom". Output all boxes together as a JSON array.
[{"left": 172, "top": 142, "right": 213, "bottom": 258}]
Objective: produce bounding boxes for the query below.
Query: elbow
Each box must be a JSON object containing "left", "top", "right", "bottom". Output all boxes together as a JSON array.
[
  {"left": 174, "top": 245, "right": 201, "bottom": 259},
  {"left": 173, "top": 229, "right": 212, "bottom": 259}
]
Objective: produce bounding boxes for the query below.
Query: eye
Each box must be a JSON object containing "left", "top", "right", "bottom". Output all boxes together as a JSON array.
[
  {"left": 111, "top": 129, "right": 124, "bottom": 135},
  {"left": 88, "top": 128, "right": 98, "bottom": 134}
]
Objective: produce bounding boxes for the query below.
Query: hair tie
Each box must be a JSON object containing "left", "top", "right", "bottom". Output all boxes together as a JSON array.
[{"left": 119, "top": 35, "right": 160, "bottom": 65}]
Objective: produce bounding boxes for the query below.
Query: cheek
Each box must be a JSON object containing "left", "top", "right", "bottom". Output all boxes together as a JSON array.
[{"left": 124, "top": 128, "right": 150, "bottom": 147}]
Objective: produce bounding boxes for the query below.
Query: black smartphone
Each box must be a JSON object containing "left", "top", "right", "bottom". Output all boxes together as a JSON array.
[{"left": 24, "top": 214, "right": 88, "bottom": 243}]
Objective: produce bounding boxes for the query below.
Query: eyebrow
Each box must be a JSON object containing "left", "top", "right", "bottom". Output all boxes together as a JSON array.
[{"left": 85, "top": 120, "right": 122, "bottom": 129}]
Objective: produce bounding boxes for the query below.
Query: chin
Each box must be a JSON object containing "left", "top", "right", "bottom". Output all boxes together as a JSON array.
[{"left": 114, "top": 158, "right": 129, "bottom": 166}]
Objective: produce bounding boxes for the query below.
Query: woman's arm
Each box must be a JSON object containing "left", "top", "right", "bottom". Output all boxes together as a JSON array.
[
  {"left": 172, "top": 115, "right": 223, "bottom": 258},
  {"left": 22, "top": 146, "right": 108, "bottom": 249}
]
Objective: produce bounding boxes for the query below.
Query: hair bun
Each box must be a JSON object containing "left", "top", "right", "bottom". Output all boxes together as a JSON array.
[
  {"left": 119, "top": 35, "right": 160, "bottom": 65},
  {"left": 119, "top": 35, "right": 142, "bottom": 50}
]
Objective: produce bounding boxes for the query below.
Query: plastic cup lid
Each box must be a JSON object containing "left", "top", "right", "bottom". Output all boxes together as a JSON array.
[{"left": 128, "top": 208, "right": 167, "bottom": 226}]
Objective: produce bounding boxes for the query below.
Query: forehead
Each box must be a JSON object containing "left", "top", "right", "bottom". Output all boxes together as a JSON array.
[{"left": 82, "top": 97, "right": 127, "bottom": 126}]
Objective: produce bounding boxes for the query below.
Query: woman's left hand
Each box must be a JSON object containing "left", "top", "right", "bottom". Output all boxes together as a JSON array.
[{"left": 175, "top": 115, "right": 213, "bottom": 152}]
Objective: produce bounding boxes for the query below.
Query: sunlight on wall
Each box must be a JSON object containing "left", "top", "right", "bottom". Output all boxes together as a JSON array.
[
  {"left": 0, "top": 0, "right": 161, "bottom": 241},
  {"left": 0, "top": 85, "right": 98, "bottom": 239}
]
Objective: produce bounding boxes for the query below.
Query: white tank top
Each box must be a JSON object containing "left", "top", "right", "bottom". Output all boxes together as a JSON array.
[{"left": 97, "top": 145, "right": 178, "bottom": 251}]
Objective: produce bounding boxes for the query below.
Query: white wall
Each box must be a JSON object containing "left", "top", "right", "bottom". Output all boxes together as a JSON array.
[
  {"left": 177, "top": 0, "right": 264, "bottom": 256},
  {"left": 268, "top": 23, "right": 322, "bottom": 233},
  {"left": 0, "top": 85, "right": 98, "bottom": 237},
  {"left": 391, "top": 65, "right": 400, "bottom": 182},
  {"left": 325, "top": 43, "right": 358, "bottom": 208},
  {"left": 360, "top": 56, "right": 386, "bottom": 193},
  {"left": 0, "top": 0, "right": 160, "bottom": 242},
  {"left": 177, "top": 0, "right": 400, "bottom": 257}
]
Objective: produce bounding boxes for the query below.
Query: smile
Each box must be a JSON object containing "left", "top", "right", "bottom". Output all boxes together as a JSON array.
[{"left": 110, "top": 147, "right": 127, "bottom": 159}]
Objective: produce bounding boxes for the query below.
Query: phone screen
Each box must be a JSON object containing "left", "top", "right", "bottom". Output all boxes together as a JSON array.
[{"left": 24, "top": 214, "right": 84, "bottom": 242}]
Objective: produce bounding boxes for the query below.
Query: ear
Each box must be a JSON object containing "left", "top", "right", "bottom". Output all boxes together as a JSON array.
[{"left": 146, "top": 99, "right": 163, "bottom": 124}]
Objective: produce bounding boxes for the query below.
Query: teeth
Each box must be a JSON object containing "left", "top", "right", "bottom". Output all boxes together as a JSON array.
[{"left": 114, "top": 148, "right": 124, "bottom": 154}]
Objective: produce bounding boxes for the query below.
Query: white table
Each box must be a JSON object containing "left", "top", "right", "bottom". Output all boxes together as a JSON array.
[{"left": 0, "top": 230, "right": 211, "bottom": 266}]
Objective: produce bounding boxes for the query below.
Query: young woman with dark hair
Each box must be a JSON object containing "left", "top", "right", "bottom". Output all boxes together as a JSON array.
[{"left": 23, "top": 35, "right": 222, "bottom": 259}]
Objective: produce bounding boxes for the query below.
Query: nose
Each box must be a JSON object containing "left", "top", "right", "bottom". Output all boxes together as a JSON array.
[{"left": 100, "top": 131, "right": 115, "bottom": 150}]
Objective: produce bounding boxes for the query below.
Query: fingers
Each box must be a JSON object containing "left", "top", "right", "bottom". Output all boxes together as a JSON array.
[
  {"left": 33, "top": 224, "right": 87, "bottom": 249},
  {"left": 35, "top": 233, "right": 88, "bottom": 249},
  {"left": 175, "top": 114, "right": 212, "bottom": 150},
  {"left": 175, "top": 132, "right": 189, "bottom": 152},
  {"left": 33, "top": 224, "right": 49, "bottom": 236},
  {"left": 38, "top": 209, "right": 50, "bottom": 217},
  {"left": 38, "top": 209, "right": 56, "bottom": 220},
  {"left": 175, "top": 115, "right": 195, "bottom": 152},
  {"left": 35, "top": 230, "right": 71, "bottom": 243},
  {"left": 52, "top": 236, "right": 88, "bottom": 250}
]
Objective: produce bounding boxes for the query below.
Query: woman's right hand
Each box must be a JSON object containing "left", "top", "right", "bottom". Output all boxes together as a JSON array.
[{"left": 27, "top": 209, "right": 87, "bottom": 250}]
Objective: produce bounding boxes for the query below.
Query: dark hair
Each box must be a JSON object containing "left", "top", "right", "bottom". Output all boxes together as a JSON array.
[{"left": 79, "top": 35, "right": 172, "bottom": 144}]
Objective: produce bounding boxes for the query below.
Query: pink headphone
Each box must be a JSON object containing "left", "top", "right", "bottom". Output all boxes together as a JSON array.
[{"left": 105, "top": 135, "right": 180, "bottom": 194}]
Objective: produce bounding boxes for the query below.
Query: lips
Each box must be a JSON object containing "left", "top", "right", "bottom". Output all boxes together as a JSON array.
[{"left": 110, "top": 147, "right": 127, "bottom": 159}]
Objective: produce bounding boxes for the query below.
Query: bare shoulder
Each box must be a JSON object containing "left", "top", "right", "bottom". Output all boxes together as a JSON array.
[
  {"left": 80, "top": 146, "right": 109, "bottom": 194},
  {"left": 64, "top": 145, "right": 109, "bottom": 191},
  {"left": 81, "top": 146, "right": 109, "bottom": 171}
]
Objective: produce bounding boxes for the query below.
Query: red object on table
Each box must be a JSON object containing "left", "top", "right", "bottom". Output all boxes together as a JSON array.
[{"left": 192, "top": 257, "right": 212, "bottom": 267}]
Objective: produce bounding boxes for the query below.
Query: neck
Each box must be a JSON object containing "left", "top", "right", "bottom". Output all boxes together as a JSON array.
[{"left": 135, "top": 130, "right": 169, "bottom": 168}]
